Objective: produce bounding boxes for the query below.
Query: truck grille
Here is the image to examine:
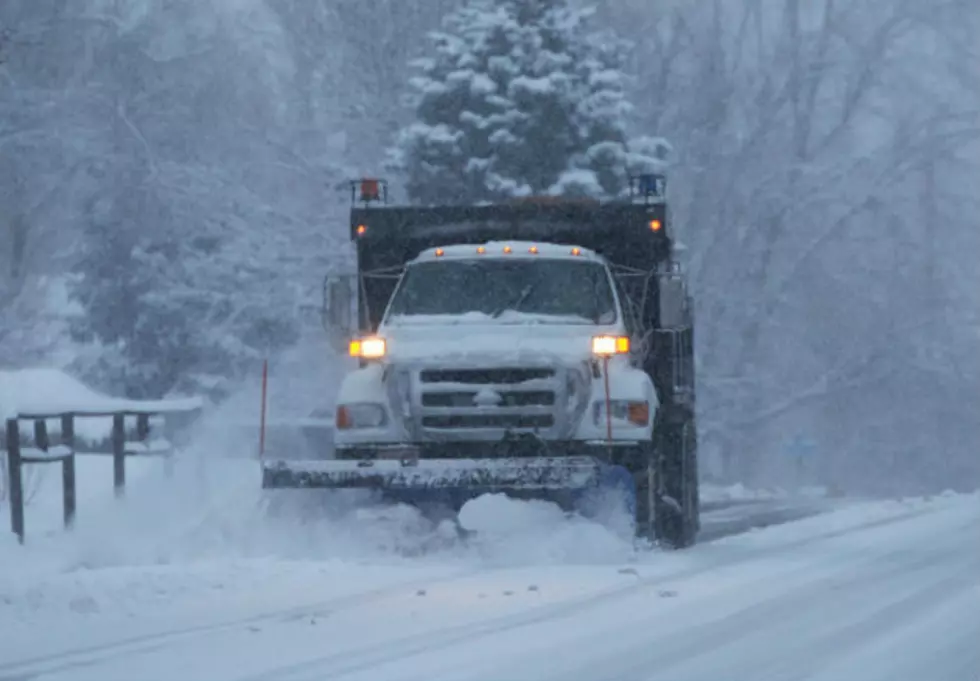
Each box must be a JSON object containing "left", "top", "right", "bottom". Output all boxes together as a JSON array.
[
  {"left": 421, "top": 391, "right": 555, "bottom": 408},
  {"left": 421, "top": 414, "right": 554, "bottom": 429},
  {"left": 409, "top": 364, "right": 572, "bottom": 440},
  {"left": 419, "top": 368, "right": 555, "bottom": 384}
]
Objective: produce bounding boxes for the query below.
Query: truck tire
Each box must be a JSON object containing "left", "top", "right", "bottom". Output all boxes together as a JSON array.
[
  {"left": 633, "top": 446, "right": 656, "bottom": 540},
  {"left": 653, "top": 417, "right": 699, "bottom": 549}
]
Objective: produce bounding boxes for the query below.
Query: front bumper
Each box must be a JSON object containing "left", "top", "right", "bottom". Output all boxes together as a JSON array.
[
  {"left": 263, "top": 455, "right": 602, "bottom": 491},
  {"left": 260, "top": 453, "right": 639, "bottom": 515}
]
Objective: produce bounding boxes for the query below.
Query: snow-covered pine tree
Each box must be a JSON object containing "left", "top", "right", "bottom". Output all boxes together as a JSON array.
[
  {"left": 69, "top": 160, "right": 303, "bottom": 401},
  {"left": 69, "top": 173, "right": 193, "bottom": 399},
  {"left": 388, "top": 0, "right": 663, "bottom": 205}
]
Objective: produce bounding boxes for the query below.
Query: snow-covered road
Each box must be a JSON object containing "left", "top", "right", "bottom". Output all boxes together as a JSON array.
[{"left": 1, "top": 488, "right": 976, "bottom": 681}]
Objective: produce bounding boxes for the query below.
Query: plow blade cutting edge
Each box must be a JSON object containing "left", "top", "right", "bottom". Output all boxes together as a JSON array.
[{"left": 261, "top": 456, "right": 637, "bottom": 517}]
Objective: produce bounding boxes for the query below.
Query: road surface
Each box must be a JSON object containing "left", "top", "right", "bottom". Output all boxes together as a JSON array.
[{"left": 0, "top": 492, "right": 976, "bottom": 681}]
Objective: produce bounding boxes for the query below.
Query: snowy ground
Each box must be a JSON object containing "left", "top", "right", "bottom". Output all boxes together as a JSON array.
[{"left": 1, "top": 448, "right": 977, "bottom": 681}]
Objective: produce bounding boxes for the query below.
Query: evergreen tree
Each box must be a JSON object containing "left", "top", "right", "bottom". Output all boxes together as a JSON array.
[
  {"left": 69, "top": 162, "right": 198, "bottom": 399},
  {"left": 388, "top": 0, "right": 663, "bottom": 205},
  {"left": 69, "top": 159, "right": 302, "bottom": 400}
]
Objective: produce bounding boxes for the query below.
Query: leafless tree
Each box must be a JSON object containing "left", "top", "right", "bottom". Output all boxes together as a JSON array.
[{"left": 599, "top": 0, "right": 980, "bottom": 490}]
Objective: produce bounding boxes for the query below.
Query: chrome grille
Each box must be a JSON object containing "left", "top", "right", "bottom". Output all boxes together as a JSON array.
[
  {"left": 419, "top": 367, "right": 556, "bottom": 384},
  {"left": 421, "top": 391, "right": 555, "bottom": 408},
  {"left": 407, "top": 364, "right": 578, "bottom": 441},
  {"left": 421, "top": 414, "right": 554, "bottom": 429}
]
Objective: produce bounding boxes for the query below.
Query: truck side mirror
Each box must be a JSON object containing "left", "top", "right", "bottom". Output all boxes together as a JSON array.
[
  {"left": 658, "top": 270, "right": 689, "bottom": 329},
  {"left": 322, "top": 274, "right": 356, "bottom": 353}
]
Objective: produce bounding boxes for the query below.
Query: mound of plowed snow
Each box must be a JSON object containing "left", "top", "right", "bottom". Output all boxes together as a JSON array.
[{"left": 457, "top": 493, "right": 636, "bottom": 565}]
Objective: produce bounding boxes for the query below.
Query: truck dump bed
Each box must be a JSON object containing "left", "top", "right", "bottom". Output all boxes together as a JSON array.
[{"left": 351, "top": 200, "right": 670, "bottom": 332}]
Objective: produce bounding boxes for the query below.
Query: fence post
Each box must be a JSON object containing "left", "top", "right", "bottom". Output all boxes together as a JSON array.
[
  {"left": 112, "top": 413, "right": 126, "bottom": 497},
  {"left": 6, "top": 419, "right": 24, "bottom": 544},
  {"left": 136, "top": 413, "right": 150, "bottom": 441},
  {"left": 61, "top": 414, "right": 76, "bottom": 528},
  {"left": 33, "top": 418, "right": 49, "bottom": 452}
]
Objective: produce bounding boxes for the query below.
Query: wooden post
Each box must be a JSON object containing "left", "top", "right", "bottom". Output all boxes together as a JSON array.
[
  {"left": 33, "top": 418, "right": 49, "bottom": 452},
  {"left": 61, "top": 414, "right": 76, "bottom": 528},
  {"left": 112, "top": 413, "right": 126, "bottom": 497},
  {"left": 6, "top": 419, "right": 24, "bottom": 544},
  {"left": 136, "top": 413, "right": 150, "bottom": 442}
]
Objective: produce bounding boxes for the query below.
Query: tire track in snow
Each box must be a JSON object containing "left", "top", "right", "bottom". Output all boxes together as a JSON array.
[
  {"left": 393, "top": 512, "right": 979, "bottom": 681},
  {"left": 0, "top": 568, "right": 484, "bottom": 681},
  {"left": 234, "top": 505, "right": 943, "bottom": 681},
  {"left": 766, "top": 549, "right": 980, "bottom": 681},
  {"left": 0, "top": 501, "right": 940, "bottom": 681},
  {"left": 0, "top": 497, "right": 813, "bottom": 680},
  {"left": 559, "top": 525, "right": 977, "bottom": 681}
]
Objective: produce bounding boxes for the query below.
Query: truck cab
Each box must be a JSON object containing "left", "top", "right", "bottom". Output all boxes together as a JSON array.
[{"left": 333, "top": 240, "right": 658, "bottom": 458}]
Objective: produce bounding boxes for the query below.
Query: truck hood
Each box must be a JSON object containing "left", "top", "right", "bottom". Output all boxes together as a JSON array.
[{"left": 379, "top": 322, "right": 619, "bottom": 365}]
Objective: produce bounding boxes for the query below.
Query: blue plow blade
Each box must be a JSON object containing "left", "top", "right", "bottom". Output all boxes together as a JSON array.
[{"left": 262, "top": 456, "right": 636, "bottom": 520}]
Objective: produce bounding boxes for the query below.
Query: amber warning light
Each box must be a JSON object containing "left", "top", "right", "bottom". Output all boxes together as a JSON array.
[
  {"left": 349, "top": 177, "right": 387, "bottom": 205},
  {"left": 360, "top": 179, "right": 380, "bottom": 201}
]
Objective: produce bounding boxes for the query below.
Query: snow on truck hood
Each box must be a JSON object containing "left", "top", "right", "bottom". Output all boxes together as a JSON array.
[{"left": 380, "top": 314, "right": 620, "bottom": 364}]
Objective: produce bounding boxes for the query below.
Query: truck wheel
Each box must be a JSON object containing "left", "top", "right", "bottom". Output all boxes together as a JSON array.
[
  {"left": 654, "top": 490, "right": 685, "bottom": 548},
  {"left": 633, "top": 447, "right": 656, "bottom": 541},
  {"left": 686, "top": 423, "right": 701, "bottom": 534},
  {"left": 652, "top": 422, "right": 698, "bottom": 549}
]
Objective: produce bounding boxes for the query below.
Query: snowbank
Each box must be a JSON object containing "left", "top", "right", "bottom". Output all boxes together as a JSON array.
[
  {"left": 0, "top": 375, "right": 16, "bottom": 420},
  {"left": 0, "top": 368, "right": 203, "bottom": 443},
  {"left": 700, "top": 482, "right": 831, "bottom": 503},
  {"left": 1, "top": 368, "right": 203, "bottom": 416}
]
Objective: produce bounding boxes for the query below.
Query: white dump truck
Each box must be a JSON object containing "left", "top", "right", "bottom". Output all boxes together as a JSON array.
[{"left": 262, "top": 176, "right": 700, "bottom": 547}]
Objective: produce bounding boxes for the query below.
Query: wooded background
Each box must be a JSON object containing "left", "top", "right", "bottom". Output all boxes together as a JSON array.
[{"left": 1, "top": 0, "right": 977, "bottom": 492}]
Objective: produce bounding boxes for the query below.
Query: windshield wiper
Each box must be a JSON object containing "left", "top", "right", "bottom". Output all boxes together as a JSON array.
[{"left": 491, "top": 282, "right": 538, "bottom": 318}]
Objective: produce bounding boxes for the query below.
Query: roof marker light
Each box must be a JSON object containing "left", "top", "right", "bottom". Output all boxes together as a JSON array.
[
  {"left": 529, "top": 246, "right": 539, "bottom": 254},
  {"left": 477, "top": 246, "right": 486, "bottom": 254},
  {"left": 435, "top": 248, "right": 445, "bottom": 257},
  {"left": 503, "top": 246, "right": 513, "bottom": 254},
  {"left": 571, "top": 247, "right": 581, "bottom": 256}
]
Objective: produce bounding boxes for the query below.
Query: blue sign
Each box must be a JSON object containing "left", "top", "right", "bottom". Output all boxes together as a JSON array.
[{"left": 786, "top": 435, "right": 817, "bottom": 458}]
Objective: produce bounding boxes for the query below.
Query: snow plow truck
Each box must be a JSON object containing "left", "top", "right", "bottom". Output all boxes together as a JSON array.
[{"left": 262, "top": 175, "right": 700, "bottom": 548}]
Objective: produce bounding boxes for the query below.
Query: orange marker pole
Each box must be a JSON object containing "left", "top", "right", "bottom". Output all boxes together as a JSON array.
[
  {"left": 603, "top": 356, "right": 613, "bottom": 442},
  {"left": 259, "top": 359, "right": 268, "bottom": 461}
]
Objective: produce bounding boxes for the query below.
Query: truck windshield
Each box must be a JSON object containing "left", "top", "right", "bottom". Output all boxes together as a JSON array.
[{"left": 385, "top": 259, "right": 617, "bottom": 325}]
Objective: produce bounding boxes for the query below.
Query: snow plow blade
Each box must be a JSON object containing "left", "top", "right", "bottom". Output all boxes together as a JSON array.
[{"left": 261, "top": 456, "right": 635, "bottom": 513}]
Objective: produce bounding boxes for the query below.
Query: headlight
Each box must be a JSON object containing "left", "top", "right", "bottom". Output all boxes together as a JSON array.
[
  {"left": 349, "top": 337, "right": 386, "bottom": 359},
  {"left": 336, "top": 403, "right": 388, "bottom": 429},
  {"left": 591, "top": 335, "right": 630, "bottom": 356},
  {"left": 594, "top": 400, "right": 649, "bottom": 427}
]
